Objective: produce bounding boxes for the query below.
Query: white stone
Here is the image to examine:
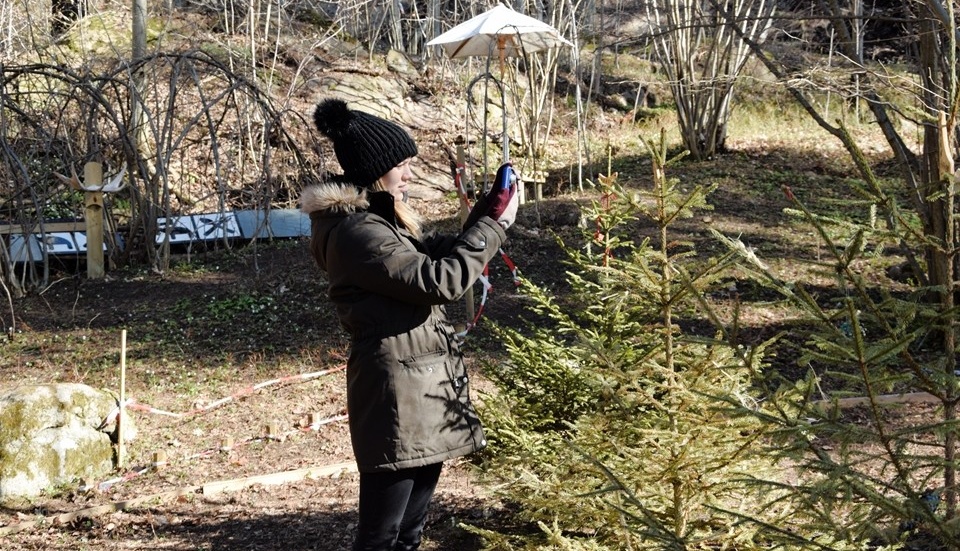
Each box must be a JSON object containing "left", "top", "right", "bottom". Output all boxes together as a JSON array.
[{"left": 0, "top": 383, "right": 125, "bottom": 500}]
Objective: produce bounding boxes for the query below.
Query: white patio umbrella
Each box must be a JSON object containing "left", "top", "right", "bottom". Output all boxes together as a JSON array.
[
  {"left": 426, "top": 3, "right": 572, "bottom": 163},
  {"left": 427, "top": 2, "right": 572, "bottom": 61}
]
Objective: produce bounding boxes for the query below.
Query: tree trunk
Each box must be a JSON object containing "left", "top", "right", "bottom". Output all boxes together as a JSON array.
[
  {"left": 130, "top": 0, "right": 158, "bottom": 267},
  {"left": 918, "top": 11, "right": 958, "bottom": 518}
]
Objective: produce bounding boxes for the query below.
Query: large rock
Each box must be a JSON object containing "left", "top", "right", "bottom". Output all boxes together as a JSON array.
[{"left": 0, "top": 384, "right": 120, "bottom": 500}]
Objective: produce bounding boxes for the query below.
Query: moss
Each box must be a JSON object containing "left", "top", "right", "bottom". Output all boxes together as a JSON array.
[
  {"left": 146, "top": 18, "right": 167, "bottom": 44},
  {"left": 199, "top": 42, "right": 253, "bottom": 65},
  {"left": 51, "top": 12, "right": 174, "bottom": 57},
  {"left": 0, "top": 402, "right": 25, "bottom": 442},
  {"left": 63, "top": 435, "right": 112, "bottom": 476},
  {"left": 31, "top": 444, "right": 60, "bottom": 482},
  {"left": 0, "top": 402, "right": 26, "bottom": 477}
]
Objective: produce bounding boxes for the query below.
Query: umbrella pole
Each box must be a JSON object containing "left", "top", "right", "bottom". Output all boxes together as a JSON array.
[
  {"left": 502, "top": 97, "right": 509, "bottom": 164},
  {"left": 498, "top": 35, "right": 509, "bottom": 164}
]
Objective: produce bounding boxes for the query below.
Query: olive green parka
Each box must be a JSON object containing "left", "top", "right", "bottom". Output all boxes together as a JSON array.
[{"left": 300, "top": 182, "right": 505, "bottom": 473}]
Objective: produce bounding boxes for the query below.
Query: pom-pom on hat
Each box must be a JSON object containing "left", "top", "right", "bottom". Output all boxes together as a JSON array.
[{"left": 313, "top": 98, "right": 418, "bottom": 188}]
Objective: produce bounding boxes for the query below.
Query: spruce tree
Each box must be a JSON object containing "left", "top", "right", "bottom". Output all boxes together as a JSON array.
[{"left": 472, "top": 131, "right": 803, "bottom": 550}]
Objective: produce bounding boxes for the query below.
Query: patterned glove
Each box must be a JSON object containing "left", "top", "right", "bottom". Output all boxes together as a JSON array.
[{"left": 462, "top": 163, "right": 519, "bottom": 230}]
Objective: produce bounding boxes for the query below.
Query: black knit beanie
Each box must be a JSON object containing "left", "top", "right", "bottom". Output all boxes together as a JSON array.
[{"left": 313, "top": 98, "right": 419, "bottom": 188}]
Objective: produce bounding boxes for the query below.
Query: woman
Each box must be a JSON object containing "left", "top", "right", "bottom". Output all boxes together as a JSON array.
[{"left": 300, "top": 98, "right": 518, "bottom": 551}]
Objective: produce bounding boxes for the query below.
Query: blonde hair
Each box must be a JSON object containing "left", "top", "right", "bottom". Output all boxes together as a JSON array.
[{"left": 370, "top": 181, "right": 423, "bottom": 238}]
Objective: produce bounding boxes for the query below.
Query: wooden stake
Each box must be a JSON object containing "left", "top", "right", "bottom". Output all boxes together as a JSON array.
[
  {"left": 152, "top": 450, "right": 167, "bottom": 469},
  {"left": 83, "top": 162, "right": 105, "bottom": 279},
  {"left": 265, "top": 422, "right": 281, "bottom": 441},
  {"left": 117, "top": 329, "right": 126, "bottom": 469},
  {"left": 220, "top": 436, "right": 235, "bottom": 452}
]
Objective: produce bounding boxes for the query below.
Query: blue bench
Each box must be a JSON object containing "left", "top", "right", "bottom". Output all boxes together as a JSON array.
[{"left": 3, "top": 209, "right": 311, "bottom": 262}]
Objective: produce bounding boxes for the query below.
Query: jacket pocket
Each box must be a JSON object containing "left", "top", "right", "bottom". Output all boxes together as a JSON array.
[
  {"left": 395, "top": 350, "right": 462, "bottom": 454},
  {"left": 399, "top": 349, "right": 445, "bottom": 368}
]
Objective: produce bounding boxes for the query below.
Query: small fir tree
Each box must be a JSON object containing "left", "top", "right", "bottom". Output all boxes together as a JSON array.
[{"left": 472, "top": 131, "right": 816, "bottom": 550}]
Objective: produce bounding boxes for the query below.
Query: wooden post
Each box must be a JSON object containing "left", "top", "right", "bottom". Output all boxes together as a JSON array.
[
  {"left": 83, "top": 162, "right": 105, "bottom": 279},
  {"left": 265, "top": 422, "right": 281, "bottom": 441},
  {"left": 457, "top": 142, "right": 475, "bottom": 324},
  {"left": 117, "top": 329, "right": 127, "bottom": 469},
  {"left": 152, "top": 450, "right": 167, "bottom": 470},
  {"left": 530, "top": 170, "right": 546, "bottom": 201},
  {"left": 527, "top": 170, "right": 546, "bottom": 227}
]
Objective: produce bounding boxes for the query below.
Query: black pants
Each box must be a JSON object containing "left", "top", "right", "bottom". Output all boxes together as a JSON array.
[{"left": 352, "top": 462, "right": 443, "bottom": 551}]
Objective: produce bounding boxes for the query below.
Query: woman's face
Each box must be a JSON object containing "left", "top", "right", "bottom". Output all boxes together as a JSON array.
[{"left": 377, "top": 157, "right": 414, "bottom": 201}]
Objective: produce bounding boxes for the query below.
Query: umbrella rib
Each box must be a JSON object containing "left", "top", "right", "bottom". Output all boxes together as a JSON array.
[{"left": 451, "top": 39, "right": 471, "bottom": 58}]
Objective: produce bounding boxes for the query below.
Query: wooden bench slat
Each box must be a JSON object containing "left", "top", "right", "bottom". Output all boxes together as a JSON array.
[{"left": 0, "top": 222, "right": 88, "bottom": 235}]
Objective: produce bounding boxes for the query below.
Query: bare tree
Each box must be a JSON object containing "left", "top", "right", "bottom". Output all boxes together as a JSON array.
[{"left": 646, "top": 0, "right": 775, "bottom": 160}]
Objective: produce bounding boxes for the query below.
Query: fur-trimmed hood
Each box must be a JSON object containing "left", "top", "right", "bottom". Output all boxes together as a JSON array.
[
  {"left": 300, "top": 181, "right": 401, "bottom": 274},
  {"left": 300, "top": 182, "right": 369, "bottom": 216}
]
